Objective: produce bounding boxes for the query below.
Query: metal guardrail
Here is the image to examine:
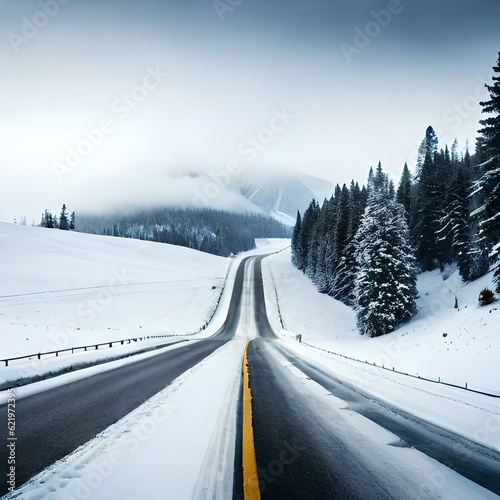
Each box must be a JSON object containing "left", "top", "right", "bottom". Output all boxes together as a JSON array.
[
  {"left": 302, "top": 341, "right": 500, "bottom": 399},
  {"left": 1, "top": 334, "right": 174, "bottom": 367}
]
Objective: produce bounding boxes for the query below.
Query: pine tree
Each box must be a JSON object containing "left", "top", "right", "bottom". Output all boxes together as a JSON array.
[
  {"left": 412, "top": 146, "right": 441, "bottom": 271},
  {"left": 45, "top": 210, "right": 54, "bottom": 228},
  {"left": 327, "top": 185, "right": 350, "bottom": 295},
  {"left": 354, "top": 165, "right": 418, "bottom": 337},
  {"left": 311, "top": 199, "right": 329, "bottom": 292},
  {"left": 476, "top": 51, "right": 500, "bottom": 291},
  {"left": 331, "top": 181, "right": 367, "bottom": 304},
  {"left": 59, "top": 204, "right": 69, "bottom": 230},
  {"left": 298, "top": 200, "right": 319, "bottom": 272},
  {"left": 396, "top": 162, "right": 412, "bottom": 223},
  {"left": 334, "top": 184, "right": 351, "bottom": 255},
  {"left": 291, "top": 211, "right": 302, "bottom": 267},
  {"left": 416, "top": 125, "right": 438, "bottom": 174},
  {"left": 441, "top": 162, "right": 472, "bottom": 278},
  {"left": 306, "top": 216, "right": 321, "bottom": 279},
  {"left": 70, "top": 211, "right": 75, "bottom": 230}
]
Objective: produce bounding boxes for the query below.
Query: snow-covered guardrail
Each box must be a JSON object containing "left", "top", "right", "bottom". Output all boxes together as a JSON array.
[
  {"left": 1, "top": 334, "right": 176, "bottom": 367},
  {"left": 302, "top": 342, "right": 500, "bottom": 399}
]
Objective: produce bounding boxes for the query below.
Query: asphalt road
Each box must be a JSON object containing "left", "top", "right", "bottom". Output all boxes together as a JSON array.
[
  {"left": 0, "top": 256, "right": 249, "bottom": 496},
  {"left": 233, "top": 255, "right": 500, "bottom": 499}
]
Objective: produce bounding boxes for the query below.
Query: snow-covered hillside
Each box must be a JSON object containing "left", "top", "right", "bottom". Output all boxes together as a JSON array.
[
  {"left": 263, "top": 249, "right": 499, "bottom": 393},
  {"left": 0, "top": 222, "right": 231, "bottom": 384}
]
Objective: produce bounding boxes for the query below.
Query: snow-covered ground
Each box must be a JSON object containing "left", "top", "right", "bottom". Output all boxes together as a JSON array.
[
  {"left": 0, "top": 222, "right": 223, "bottom": 388},
  {"left": 261, "top": 248, "right": 500, "bottom": 453},
  {"left": 0, "top": 223, "right": 229, "bottom": 351},
  {"left": 2, "top": 223, "right": 498, "bottom": 498}
]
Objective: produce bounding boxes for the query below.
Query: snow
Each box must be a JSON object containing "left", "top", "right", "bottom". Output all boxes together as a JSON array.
[
  {"left": 0, "top": 223, "right": 229, "bottom": 351},
  {"left": 1, "top": 221, "right": 498, "bottom": 498},
  {"left": 262, "top": 248, "right": 500, "bottom": 452}
]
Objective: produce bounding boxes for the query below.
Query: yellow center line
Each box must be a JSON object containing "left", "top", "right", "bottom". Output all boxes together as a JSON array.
[{"left": 242, "top": 341, "right": 261, "bottom": 500}]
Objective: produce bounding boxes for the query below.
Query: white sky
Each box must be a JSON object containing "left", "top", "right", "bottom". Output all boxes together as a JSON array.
[{"left": 1, "top": 0, "right": 499, "bottom": 223}]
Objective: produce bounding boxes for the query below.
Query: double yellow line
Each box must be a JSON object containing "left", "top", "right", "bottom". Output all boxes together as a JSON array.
[{"left": 242, "top": 341, "right": 261, "bottom": 499}]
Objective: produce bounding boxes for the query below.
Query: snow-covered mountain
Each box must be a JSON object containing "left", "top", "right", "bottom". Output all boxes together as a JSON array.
[
  {"left": 164, "top": 168, "right": 333, "bottom": 225},
  {"left": 238, "top": 171, "right": 333, "bottom": 225}
]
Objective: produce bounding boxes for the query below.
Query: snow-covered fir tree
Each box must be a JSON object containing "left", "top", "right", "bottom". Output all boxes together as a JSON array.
[
  {"left": 353, "top": 164, "right": 418, "bottom": 337},
  {"left": 59, "top": 204, "right": 69, "bottom": 230},
  {"left": 291, "top": 211, "right": 302, "bottom": 268},
  {"left": 475, "top": 51, "right": 500, "bottom": 291},
  {"left": 396, "top": 162, "right": 412, "bottom": 224},
  {"left": 297, "top": 200, "right": 320, "bottom": 272}
]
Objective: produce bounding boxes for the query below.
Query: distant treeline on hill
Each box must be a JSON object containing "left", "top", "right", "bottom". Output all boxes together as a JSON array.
[{"left": 76, "top": 207, "right": 291, "bottom": 257}]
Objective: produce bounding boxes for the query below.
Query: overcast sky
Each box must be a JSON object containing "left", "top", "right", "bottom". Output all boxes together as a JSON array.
[{"left": 1, "top": 0, "right": 500, "bottom": 223}]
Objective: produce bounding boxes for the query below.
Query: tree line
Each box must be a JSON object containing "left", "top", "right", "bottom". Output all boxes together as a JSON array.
[
  {"left": 40, "top": 204, "right": 75, "bottom": 230},
  {"left": 292, "top": 51, "right": 500, "bottom": 337},
  {"left": 76, "top": 206, "right": 291, "bottom": 257}
]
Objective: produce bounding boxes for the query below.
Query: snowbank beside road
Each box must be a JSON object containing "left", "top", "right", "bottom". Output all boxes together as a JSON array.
[{"left": 263, "top": 248, "right": 500, "bottom": 393}]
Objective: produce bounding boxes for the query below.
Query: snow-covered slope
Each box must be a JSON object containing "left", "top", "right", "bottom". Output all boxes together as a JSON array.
[
  {"left": 263, "top": 249, "right": 499, "bottom": 393},
  {"left": 237, "top": 170, "right": 333, "bottom": 222},
  {"left": 0, "top": 222, "right": 228, "bottom": 363}
]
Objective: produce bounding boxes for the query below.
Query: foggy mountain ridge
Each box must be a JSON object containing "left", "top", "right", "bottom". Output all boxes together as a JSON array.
[
  {"left": 169, "top": 168, "right": 334, "bottom": 225},
  {"left": 238, "top": 171, "right": 334, "bottom": 224},
  {"left": 71, "top": 168, "right": 333, "bottom": 227}
]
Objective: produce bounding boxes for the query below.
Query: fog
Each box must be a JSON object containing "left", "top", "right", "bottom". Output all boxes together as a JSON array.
[{"left": 1, "top": 0, "right": 499, "bottom": 222}]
